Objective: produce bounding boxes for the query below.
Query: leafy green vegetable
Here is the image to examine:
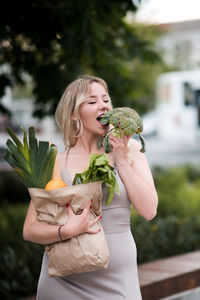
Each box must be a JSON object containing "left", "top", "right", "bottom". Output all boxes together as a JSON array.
[
  {"left": 4, "top": 126, "right": 57, "bottom": 188},
  {"left": 72, "top": 153, "right": 120, "bottom": 206},
  {"left": 98, "top": 107, "right": 145, "bottom": 153}
]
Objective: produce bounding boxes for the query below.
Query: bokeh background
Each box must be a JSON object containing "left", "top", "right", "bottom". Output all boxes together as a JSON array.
[{"left": 0, "top": 1, "right": 200, "bottom": 299}]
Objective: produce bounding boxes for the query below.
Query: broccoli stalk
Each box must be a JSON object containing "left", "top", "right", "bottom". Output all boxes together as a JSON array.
[{"left": 97, "top": 107, "right": 146, "bottom": 153}]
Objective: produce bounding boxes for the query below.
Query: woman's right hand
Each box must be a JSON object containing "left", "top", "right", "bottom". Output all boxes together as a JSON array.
[{"left": 60, "top": 201, "right": 102, "bottom": 240}]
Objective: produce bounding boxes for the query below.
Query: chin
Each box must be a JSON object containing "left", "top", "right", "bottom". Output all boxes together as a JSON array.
[{"left": 101, "top": 127, "right": 109, "bottom": 134}]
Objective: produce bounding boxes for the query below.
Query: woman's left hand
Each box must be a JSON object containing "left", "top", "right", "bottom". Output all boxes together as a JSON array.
[{"left": 109, "top": 127, "right": 131, "bottom": 166}]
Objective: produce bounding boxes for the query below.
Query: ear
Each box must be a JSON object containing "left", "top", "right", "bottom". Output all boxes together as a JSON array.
[{"left": 71, "top": 113, "right": 76, "bottom": 121}]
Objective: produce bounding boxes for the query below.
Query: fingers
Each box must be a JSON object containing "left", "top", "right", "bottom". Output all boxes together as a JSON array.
[
  {"left": 117, "top": 124, "right": 129, "bottom": 140},
  {"left": 67, "top": 199, "right": 93, "bottom": 216},
  {"left": 82, "top": 199, "right": 93, "bottom": 216},
  {"left": 90, "top": 215, "right": 102, "bottom": 227},
  {"left": 117, "top": 124, "right": 131, "bottom": 140},
  {"left": 65, "top": 201, "right": 102, "bottom": 235},
  {"left": 88, "top": 215, "right": 102, "bottom": 234},
  {"left": 110, "top": 129, "right": 129, "bottom": 143},
  {"left": 118, "top": 123, "right": 124, "bottom": 137},
  {"left": 87, "top": 227, "right": 101, "bottom": 234},
  {"left": 66, "top": 203, "right": 74, "bottom": 216},
  {"left": 109, "top": 134, "right": 128, "bottom": 148}
]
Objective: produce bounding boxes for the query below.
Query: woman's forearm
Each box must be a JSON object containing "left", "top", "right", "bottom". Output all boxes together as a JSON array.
[
  {"left": 23, "top": 221, "right": 67, "bottom": 245},
  {"left": 23, "top": 200, "right": 69, "bottom": 245},
  {"left": 116, "top": 158, "right": 158, "bottom": 220},
  {"left": 23, "top": 199, "right": 101, "bottom": 245}
]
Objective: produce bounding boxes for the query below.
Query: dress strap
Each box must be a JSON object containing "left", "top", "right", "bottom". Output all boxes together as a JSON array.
[{"left": 65, "top": 146, "right": 70, "bottom": 169}]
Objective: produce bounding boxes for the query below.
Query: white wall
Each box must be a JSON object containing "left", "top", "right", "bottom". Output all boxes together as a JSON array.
[{"left": 157, "top": 20, "right": 200, "bottom": 69}]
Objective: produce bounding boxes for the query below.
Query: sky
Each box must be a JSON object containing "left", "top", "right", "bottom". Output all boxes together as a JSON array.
[{"left": 135, "top": 0, "right": 200, "bottom": 24}]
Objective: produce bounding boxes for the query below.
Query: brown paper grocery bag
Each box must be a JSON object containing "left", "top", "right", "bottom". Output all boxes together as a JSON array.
[{"left": 28, "top": 181, "right": 110, "bottom": 277}]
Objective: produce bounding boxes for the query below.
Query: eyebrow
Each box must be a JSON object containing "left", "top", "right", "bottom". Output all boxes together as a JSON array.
[{"left": 88, "top": 94, "right": 109, "bottom": 98}]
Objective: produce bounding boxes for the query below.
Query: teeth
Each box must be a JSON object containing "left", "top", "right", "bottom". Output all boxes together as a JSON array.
[{"left": 97, "top": 115, "right": 103, "bottom": 121}]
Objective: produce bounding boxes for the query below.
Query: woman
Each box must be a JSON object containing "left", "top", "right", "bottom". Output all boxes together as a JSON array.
[{"left": 23, "top": 74, "right": 158, "bottom": 300}]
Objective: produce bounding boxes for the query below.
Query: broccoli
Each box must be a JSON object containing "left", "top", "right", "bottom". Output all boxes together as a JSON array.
[{"left": 97, "top": 107, "right": 145, "bottom": 153}]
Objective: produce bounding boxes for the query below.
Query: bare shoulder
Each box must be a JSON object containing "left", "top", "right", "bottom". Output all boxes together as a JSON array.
[
  {"left": 128, "top": 138, "right": 141, "bottom": 149},
  {"left": 56, "top": 150, "right": 67, "bottom": 173},
  {"left": 128, "top": 138, "right": 155, "bottom": 185},
  {"left": 56, "top": 151, "right": 66, "bottom": 159},
  {"left": 57, "top": 150, "right": 66, "bottom": 156},
  {"left": 57, "top": 150, "right": 68, "bottom": 160},
  {"left": 128, "top": 138, "right": 144, "bottom": 159}
]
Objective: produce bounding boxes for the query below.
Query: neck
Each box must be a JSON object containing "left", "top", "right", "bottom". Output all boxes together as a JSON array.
[{"left": 72, "top": 134, "right": 103, "bottom": 154}]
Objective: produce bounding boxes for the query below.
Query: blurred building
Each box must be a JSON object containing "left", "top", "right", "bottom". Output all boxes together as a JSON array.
[
  {"left": 0, "top": 87, "right": 64, "bottom": 170},
  {"left": 142, "top": 19, "right": 200, "bottom": 143},
  {"left": 157, "top": 19, "right": 200, "bottom": 70}
]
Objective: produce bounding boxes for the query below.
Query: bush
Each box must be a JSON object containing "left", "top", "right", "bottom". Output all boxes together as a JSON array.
[
  {"left": 0, "top": 204, "right": 43, "bottom": 300},
  {"left": 131, "top": 164, "right": 200, "bottom": 264},
  {"left": 0, "top": 171, "right": 30, "bottom": 205},
  {"left": 153, "top": 165, "right": 200, "bottom": 218},
  {"left": 131, "top": 215, "right": 200, "bottom": 264}
]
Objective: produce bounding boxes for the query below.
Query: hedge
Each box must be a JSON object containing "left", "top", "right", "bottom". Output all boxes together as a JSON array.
[
  {"left": 0, "top": 204, "right": 43, "bottom": 300},
  {"left": 131, "top": 164, "right": 200, "bottom": 263}
]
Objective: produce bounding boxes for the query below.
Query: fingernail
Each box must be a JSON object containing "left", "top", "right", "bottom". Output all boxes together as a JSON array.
[
  {"left": 90, "top": 205, "right": 92, "bottom": 209},
  {"left": 66, "top": 204, "right": 69, "bottom": 208},
  {"left": 99, "top": 216, "right": 102, "bottom": 220},
  {"left": 91, "top": 199, "right": 93, "bottom": 203},
  {"left": 98, "top": 228, "right": 101, "bottom": 232}
]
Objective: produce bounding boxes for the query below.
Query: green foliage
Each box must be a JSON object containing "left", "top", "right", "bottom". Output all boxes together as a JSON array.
[
  {"left": 5, "top": 127, "right": 57, "bottom": 188},
  {"left": 128, "top": 59, "right": 167, "bottom": 112},
  {"left": 73, "top": 153, "right": 119, "bottom": 205},
  {"left": 131, "top": 164, "right": 200, "bottom": 263},
  {"left": 0, "top": 204, "right": 43, "bottom": 299},
  {"left": 154, "top": 165, "right": 200, "bottom": 218},
  {"left": 0, "top": 171, "right": 30, "bottom": 205},
  {"left": 118, "top": 21, "right": 168, "bottom": 113},
  {"left": 0, "top": 0, "right": 163, "bottom": 117},
  {"left": 132, "top": 215, "right": 200, "bottom": 264}
]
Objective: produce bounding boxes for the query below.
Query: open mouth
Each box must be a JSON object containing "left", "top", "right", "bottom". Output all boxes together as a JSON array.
[
  {"left": 96, "top": 116, "right": 103, "bottom": 121},
  {"left": 96, "top": 113, "right": 104, "bottom": 122},
  {"left": 96, "top": 114, "right": 108, "bottom": 127}
]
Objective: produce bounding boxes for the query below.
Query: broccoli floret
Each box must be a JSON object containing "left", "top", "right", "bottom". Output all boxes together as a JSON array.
[{"left": 98, "top": 107, "right": 145, "bottom": 153}]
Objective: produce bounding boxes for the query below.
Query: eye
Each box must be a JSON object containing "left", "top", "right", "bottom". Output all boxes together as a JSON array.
[
  {"left": 88, "top": 101, "right": 96, "bottom": 104},
  {"left": 103, "top": 98, "right": 111, "bottom": 103}
]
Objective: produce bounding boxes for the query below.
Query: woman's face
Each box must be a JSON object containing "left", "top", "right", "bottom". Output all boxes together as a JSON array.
[{"left": 78, "top": 82, "right": 112, "bottom": 136}]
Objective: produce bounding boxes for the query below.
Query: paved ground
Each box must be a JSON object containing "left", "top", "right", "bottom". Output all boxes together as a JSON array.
[{"left": 142, "top": 136, "right": 200, "bottom": 167}]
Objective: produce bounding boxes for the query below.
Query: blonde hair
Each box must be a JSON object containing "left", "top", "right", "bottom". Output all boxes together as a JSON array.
[{"left": 55, "top": 74, "right": 109, "bottom": 147}]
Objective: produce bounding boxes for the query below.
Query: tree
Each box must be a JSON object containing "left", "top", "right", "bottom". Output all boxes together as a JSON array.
[
  {"left": 0, "top": 0, "right": 161, "bottom": 118},
  {"left": 123, "top": 21, "right": 168, "bottom": 112}
]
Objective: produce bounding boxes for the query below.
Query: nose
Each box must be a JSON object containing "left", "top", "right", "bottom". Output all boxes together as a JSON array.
[{"left": 98, "top": 99, "right": 110, "bottom": 110}]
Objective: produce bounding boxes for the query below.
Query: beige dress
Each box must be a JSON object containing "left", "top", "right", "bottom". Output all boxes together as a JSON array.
[{"left": 36, "top": 151, "right": 142, "bottom": 300}]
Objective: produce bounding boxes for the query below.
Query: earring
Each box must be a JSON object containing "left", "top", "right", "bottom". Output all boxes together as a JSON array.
[{"left": 72, "top": 118, "right": 80, "bottom": 136}]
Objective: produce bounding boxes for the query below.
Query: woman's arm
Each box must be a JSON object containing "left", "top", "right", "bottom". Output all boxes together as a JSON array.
[
  {"left": 109, "top": 135, "right": 158, "bottom": 220},
  {"left": 23, "top": 200, "right": 63, "bottom": 244},
  {"left": 23, "top": 199, "right": 101, "bottom": 245}
]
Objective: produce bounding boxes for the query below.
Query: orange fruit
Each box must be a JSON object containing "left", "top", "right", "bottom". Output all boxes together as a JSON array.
[{"left": 45, "top": 179, "right": 67, "bottom": 190}]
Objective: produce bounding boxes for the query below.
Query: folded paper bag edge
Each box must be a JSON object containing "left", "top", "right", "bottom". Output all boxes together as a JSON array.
[{"left": 28, "top": 181, "right": 103, "bottom": 215}]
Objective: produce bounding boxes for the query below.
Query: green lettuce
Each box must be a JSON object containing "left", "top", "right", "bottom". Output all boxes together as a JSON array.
[{"left": 72, "top": 153, "right": 120, "bottom": 205}]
